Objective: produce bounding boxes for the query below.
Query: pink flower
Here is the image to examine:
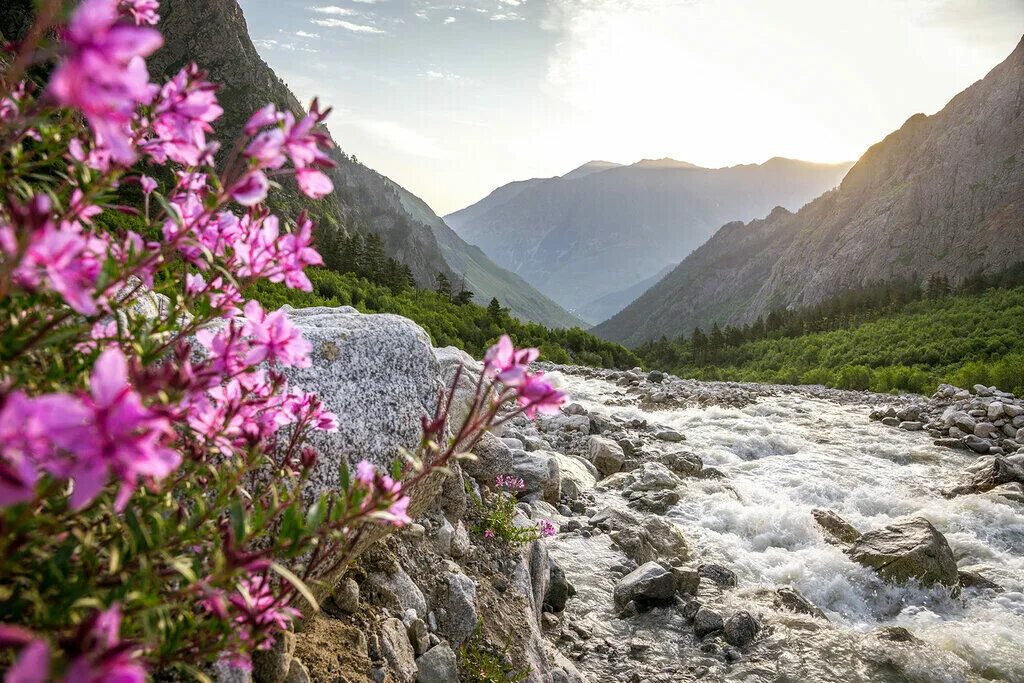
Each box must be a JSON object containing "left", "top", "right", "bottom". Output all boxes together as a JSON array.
[
  {"left": 244, "top": 128, "right": 287, "bottom": 170},
  {"left": 484, "top": 335, "right": 538, "bottom": 387},
  {"left": 483, "top": 529, "right": 495, "bottom": 539},
  {"left": 139, "top": 175, "right": 157, "bottom": 194},
  {"left": 538, "top": 519, "right": 557, "bottom": 538},
  {"left": 48, "top": 0, "right": 163, "bottom": 163},
  {"left": 517, "top": 373, "right": 567, "bottom": 419},
  {"left": 242, "top": 301, "right": 312, "bottom": 368},
  {"left": 295, "top": 168, "right": 333, "bottom": 199},
  {"left": 231, "top": 171, "right": 269, "bottom": 206},
  {"left": 65, "top": 348, "right": 179, "bottom": 511},
  {"left": 244, "top": 104, "right": 282, "bottom": 135},
  {"left": 0, "top": 627, "right": 49, "bottom": 683},
  {"left": 355, "top": 460, "right": 376, "bottom": 488},
  {"left": 120, "top": 0, "right": 159, "bottom": 25},
  {"left": 382, "top": 495, "right": 412, "bottom": 526},
  {"left": 63, "top": 605, "right": 146, "bottom": 683},
  {"left": 144, "top": 64, "right": 223, "bottom": 166},
  {"left": 229, "top": 576, "right": 300, "bottom": 640}
]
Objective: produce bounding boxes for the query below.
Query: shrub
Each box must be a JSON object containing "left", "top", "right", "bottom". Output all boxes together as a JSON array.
[{"left": 0, "top": 4, "right": 568, "bottom": 679}]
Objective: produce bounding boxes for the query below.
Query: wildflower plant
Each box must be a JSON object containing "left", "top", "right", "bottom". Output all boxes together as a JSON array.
[
  {"left": 472, "top": 474, "right": 558, "bottom": 545},
  {"left": 0, "top": 2, "right": 566, "bottom": 680}
]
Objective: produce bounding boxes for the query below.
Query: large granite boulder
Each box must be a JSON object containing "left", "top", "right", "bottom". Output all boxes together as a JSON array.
[
  {"left": 511, "top": 450, "right": 562, "bottom": 504},
  {"left": 849, "top": 517, "right": 959, "bottom": 588},
  {"left": 613, "top": 561, "right": 677, "bottom": 608},
  {"left": 588, "top": 436, "right": 625, "bottom": 477}
]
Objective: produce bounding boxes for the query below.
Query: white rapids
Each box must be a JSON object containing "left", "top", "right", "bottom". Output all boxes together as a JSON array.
[{"left": 546, "top": 373, "right": 1024, "bottom": 683}]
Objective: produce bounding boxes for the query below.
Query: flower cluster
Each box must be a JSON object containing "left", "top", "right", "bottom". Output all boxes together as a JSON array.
[{"left": 0, "top": 1, "right": 569, "bottom": 679}]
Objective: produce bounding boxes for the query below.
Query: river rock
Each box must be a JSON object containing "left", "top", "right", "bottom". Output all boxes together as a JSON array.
[
  {"left": 544, "top": 557, "right": 575, "bottom": 613},
  {"left": 946, "top": 455, "right": 1024, "bottom": 497},
  {"left": 655, "top": 429, "right": 685, "bottom": 442},
  {"left": 964, "top": 434, "right": 993, "bottom": 454},
  {"left": 610, "top": 514, "right": 689, "bottom": 565},
  {"left": 622, "top": 461, "right": 682, "bottom": 492},
  {"left": 849, "top": 517, "right": 959, "bottom": 588},
  {"left": 774, "top": 587, "right": 826, "bottom": 619},
  {"left": 466, "top": 431, "right": 513, "bottom": 485},
  {"left": 811, "top": 508, "right": 862, "bottom": 546},
  {"left": 693, "top": 607, "right": 725, "bottom": 638},
  {"left": 415, "top": 644, "right": 458, "bottom": 683},
  {"left": 332, "top": 577, "right": 360, "bottom": 614},
  {"left": 613, "top": 561, "right": 677, "bottom": 608},
  {"left": 549, "top": 451, "right": 598, "bottom": 500},
  {"left": 654, "top": 450, "right": 703, "bottom": 476},
  {"left": 511, "top": 449, "right": 561, "bottom": 503},
  {"left": 588, "top": 436, "right": 626, "bottom": 477},
  {"left": 698, "top": 563, "right": 737, "bottom": 588},
  {"left": 723, "top": 611, "right": 760, "bottom": 647}
]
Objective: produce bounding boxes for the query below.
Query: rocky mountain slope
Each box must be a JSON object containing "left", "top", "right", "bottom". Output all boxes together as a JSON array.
[
  {"left": 0, "top": 0, "right": 579, "bottom": 328},
  {"left": 595, "top": 37, "right": 1024, "bottom": 346},
  {"left": 445, "top": 158, "right": 853, "bottom": 322},
  {"left": 152, "top": 0, "right": 583, "bottom": 328}
]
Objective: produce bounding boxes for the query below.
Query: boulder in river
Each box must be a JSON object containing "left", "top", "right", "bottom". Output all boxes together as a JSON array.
[
  {"left": 848, "top": 517, "right": 959, "bottom": 588},
  {"left": 773, "top": 587, "right": 826, "bottom": 619},
  {"left": 944, "top": 455, "right": 1024, "bottom": 497},
  {"left": 613, "top": 561, "right": 677, "bottom": 608},
  {"left": 588, "top": 436, "right": 625, "bottom": 477},
  {"left": 693, "top": 607, "right": 725, "bottom": 638},
  {"left": 811, "top": 508, "right": 862, "bottom": 546},
  {"left": 723, "top": 611, "right": 760, "bottom": 647}
]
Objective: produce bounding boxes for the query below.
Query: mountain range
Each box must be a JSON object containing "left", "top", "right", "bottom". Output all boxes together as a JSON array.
[
  {"left": 0, "top": 0, "right": 585, "bottom": 330},
  {"left": 445, "top": 157, "right": 854, "bottom": 323},
  {"left": 594, "top": 36, "right": 1024, "bottom": 346}
]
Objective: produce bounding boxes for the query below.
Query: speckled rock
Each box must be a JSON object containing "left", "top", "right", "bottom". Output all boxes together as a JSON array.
[
  {"left": 415, "top": 644, "right": 459, "bottom": 683},
  {"left": 849, "top": 517, "right": 959, "bottom": 588},
  {"left": 379, "top": 617, "right": 417, "bottom": 683}
]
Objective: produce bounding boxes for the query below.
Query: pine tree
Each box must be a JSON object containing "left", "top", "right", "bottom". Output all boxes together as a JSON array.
[
  {"left": 435, "top": 271, "right": 452, "bottom": 300},
  {"left": 487, "top": 297, "right": 503, "bottom": 322}
]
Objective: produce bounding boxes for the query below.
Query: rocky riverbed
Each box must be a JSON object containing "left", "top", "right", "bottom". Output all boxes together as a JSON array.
[
  {"left": 243, "top": 311, "right": 1023, "bottom": 683},
  {"left": 504, "top": 367, "right": 1024, "bottom": 683}
]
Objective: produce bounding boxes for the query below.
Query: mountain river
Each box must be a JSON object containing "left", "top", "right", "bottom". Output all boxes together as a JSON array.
[{"left": 544, "top": 372, "right": 1024, "bottom": 682}]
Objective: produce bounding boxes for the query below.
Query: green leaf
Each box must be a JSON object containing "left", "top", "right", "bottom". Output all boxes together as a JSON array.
[
  {"left": 229, "top": 498, "right": 246, "bottom": 542},
  {"left": 270, "top": 562, "right": 319, "bottom": 613}
]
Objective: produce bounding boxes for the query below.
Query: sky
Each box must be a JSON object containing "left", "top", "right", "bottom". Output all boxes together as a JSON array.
[{"left": 238, "top": 0, "right": 1024, "bottom": 215}]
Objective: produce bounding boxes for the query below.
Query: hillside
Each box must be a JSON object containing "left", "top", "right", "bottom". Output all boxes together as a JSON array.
[
  {"left": 595, "top": 36, "right": 1024, "bottom": 346},
  {"left": 445, "top": 157, "right": 853, "bottom": 322},
  {"left": 637, "top": 284, "right": 1024, "bottom": 396}
]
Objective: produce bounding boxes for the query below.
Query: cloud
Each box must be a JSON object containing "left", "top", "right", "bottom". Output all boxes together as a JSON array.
[
  {"left": 295, "top": 30, "right": 321, "bottom": 38},
  {"left": 357, "top": 120, "right": 455, "bottom": 160},
  {"left": 490, "top": 12, "right": 522, "bottom": 21},
  {"left": 254, "top": 38, "right": 319, "bottom": 53},
  {"left": 308, "top": 5, "right": 354, "bottom": 15},
  {"left": 312, "top": 17, "right": 385, "bottom": 32},
  {"left": 425, "top": 70, "right": 461, "bottom": 80},
  {"left": 444, "top": 16, "right": 456, "bottom": 23}
]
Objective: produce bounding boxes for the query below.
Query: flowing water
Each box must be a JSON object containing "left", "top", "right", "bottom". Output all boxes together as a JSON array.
[{"left": 546, "top": 373, "right": 1024, "bottom": 682}]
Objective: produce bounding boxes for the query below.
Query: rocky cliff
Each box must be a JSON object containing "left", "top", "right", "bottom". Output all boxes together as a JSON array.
[
  {"left": 594, "top": 36, "right": 1024, "bottom": 346},
  {"left": 445, "top": 158, "right": 853, "bottom": 322}
]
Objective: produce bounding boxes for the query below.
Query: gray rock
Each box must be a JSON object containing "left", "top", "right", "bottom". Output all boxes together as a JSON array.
[
  {"left": 466, "top": 431, "right": 513, "bottom": 485},
  {"left": 613, "top": 561, "right": 677, "bottom": 608},
  {"left": 545, "top": 557, "right": 575, "bottom": 613},
  {"left": 435, "top": 572, "right": 478, "bottom": 645},
  {"left": 284, "top": 658, "right": 310, "bottom": 683},
  {"left": 949, "top": 411, "right": 976, "bottom": 433},
  {"left": 697, "top": 563, "right": 737, "bottom": 588},
  {"left": 450, "top": 521, "right": 472, "bottom": 559},
  {"left": 588, "top": 436, "right": 626, "bottom": 477},
  {"left": 407, "top": 618, "right": 430, "bottom": 656},
  {"left": 333, "top": 577, "right": 360, "bottom": 614},
  {"left": 416, "top": 644, "right": 459, "bottom": 683},
  {"left": 511, "top": 449, "right": 561, "bottom": 504},
  {"left": 380, "top": 617, "right": 417, "bottom": 683},
  {"left": 611, "top": 514, "right": 689, "bottom": 565},
  {"left": 773, "top": 587, "right": 826, "bottom": 619},
  {"left": 988, "top": 402, "right": 1006, "bottom": 421},
  {"left": 648, "top": 370, "right": 665, "bottom": 383},
  {"left": 655, "top": 429, "right": 685, "bottom": 442},
  {"left": 811, "top": 508, "right": 862, "bottom": 545},
  {"left": 693, "top": 607, "right": 725, "bottom": 638},
  {"left": 881, "top": 417, "right": 900, "bottom": 427},
  {"left": 975, "top": 422, "right": 997, "bottom": 439},
  {"left": 724, "top": 611, "right": 760, "bottom": 647},
  {"left": 365, "top": 566, "right": 428, "bottom": 616},
  {"left": 899, "top": 421, "right": 923, "bottom": 431},
  {"left": 1004, "top": 404, "right": 1024, "bottom": 418},
  {"left": 873, "top": 626, "right": 921, "bottom": 644},
  {"left": 849, "top": 517, "right": 959, "bottom": 588},
  {"left": 946, "top": 456, "right": 1024, "bottom": 497},
  {"left": 278, "top": 307, "right": 441, "bottom": 497},
  {"left": 252, "top": 631, "right": 295, "bottom": 683},
  {"left": 965, "top": 434, "right": 992, "bottom": 454},
  {"left": 548, "top": 451, "right": 597, "bottom": 500},
  {"left": 654, "top": 450, "right": 703, "bottom": 476},
  {"left": 623, "top": 461, "right": 682, "bottom": 492}
]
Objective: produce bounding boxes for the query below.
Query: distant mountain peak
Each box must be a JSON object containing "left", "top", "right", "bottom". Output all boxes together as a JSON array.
[
  {"left": 561, "top": 160, "right": 624, "bottom": 180},
  {"left": 631, "top": 158, "right": 702, "bottom": 170}
]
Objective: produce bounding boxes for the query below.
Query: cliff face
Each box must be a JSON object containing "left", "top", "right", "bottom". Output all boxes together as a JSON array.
[
  {"left": 595, "top": 36, "right": 1024, "bottom": 346},
  {"left": 446, "top": 158, "right": 854, "bottom": 322},
  {"left": 149, "top": 0, "right": 452, "bottom": 288}
]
